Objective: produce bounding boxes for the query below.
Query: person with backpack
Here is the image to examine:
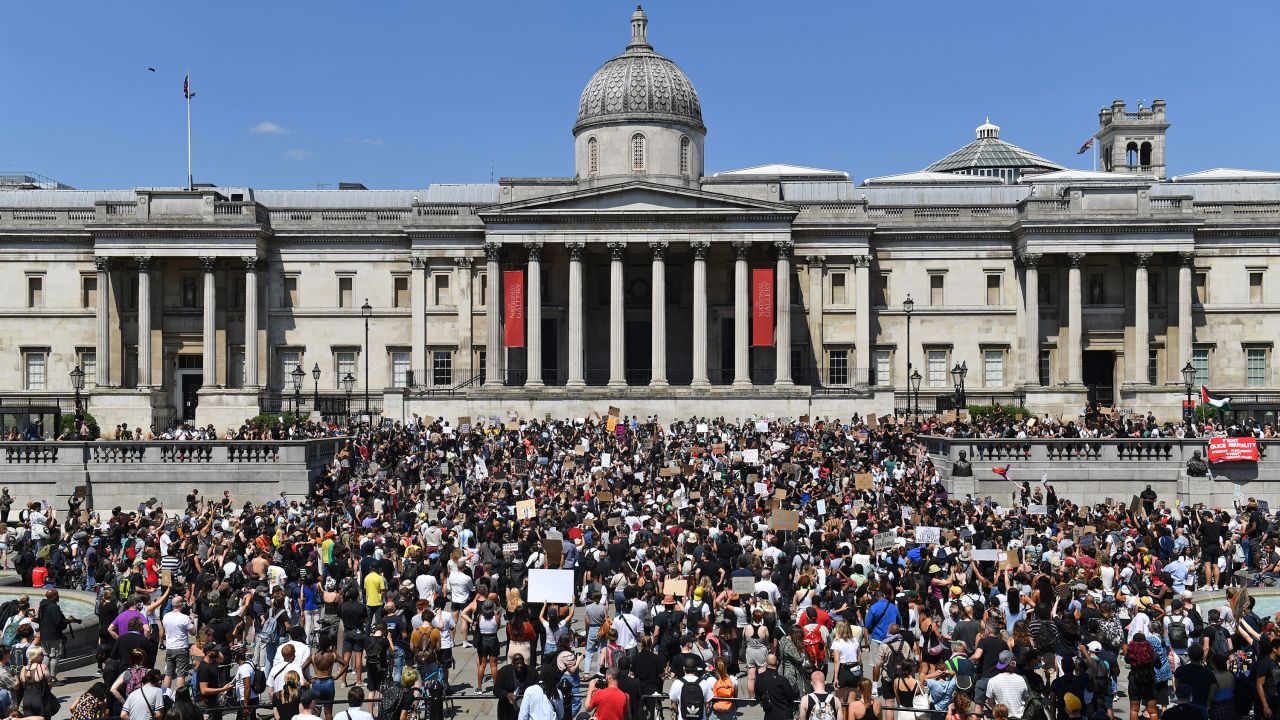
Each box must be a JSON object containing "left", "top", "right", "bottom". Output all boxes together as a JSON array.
[
  {"left": 1126, "top": 632, "right": 1161, "bottom": 720},
  {"left": 1202, "top": 608, "right": 1234, "bottom": 665},
  {"left": 800, "top": 607, "right": 830, "bottom": 679},
  {"left": 669, "top": 656, "right": 714, "bottom": 720},
  {"left": 1166, "top": 598, "right": 1195, "bottom": 659},
  {"left": 708, "top": 657, "right": 738, "bottom": 720},
  {"left": 800, "top": 669, "right": 842, "bottom": 720}
]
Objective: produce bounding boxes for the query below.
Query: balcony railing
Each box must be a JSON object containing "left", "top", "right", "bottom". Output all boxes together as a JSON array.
[{"left": 921, "top": 436, "right": 1269, "bottom": 465}]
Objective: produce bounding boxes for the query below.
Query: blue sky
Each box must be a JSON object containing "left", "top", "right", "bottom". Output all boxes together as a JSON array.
[{"left": 2, "top": 1, "right": 1277, "bottom": 189}]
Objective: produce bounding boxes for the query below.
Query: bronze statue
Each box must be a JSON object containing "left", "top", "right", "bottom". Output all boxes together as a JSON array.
[
  {"left": 952, "top": 450, "right": 973, "bottom": 477},
  {"left": 1186, "top": 450, "right": 1208, "bottom": 477}
]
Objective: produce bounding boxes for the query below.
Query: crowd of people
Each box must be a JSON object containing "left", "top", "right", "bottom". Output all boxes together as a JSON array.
[{"left": 0, "top": 408, "right": 1273, "bottom": 720}]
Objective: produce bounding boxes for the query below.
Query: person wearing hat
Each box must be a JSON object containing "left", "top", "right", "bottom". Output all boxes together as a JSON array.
[{"left": 985, "top": 650, "right": 1028, "bottom": 719}]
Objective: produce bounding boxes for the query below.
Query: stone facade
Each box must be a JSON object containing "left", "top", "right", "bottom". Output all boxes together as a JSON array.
[{"left": 2, "top": 9, "right": 1280, "bottom": 433}]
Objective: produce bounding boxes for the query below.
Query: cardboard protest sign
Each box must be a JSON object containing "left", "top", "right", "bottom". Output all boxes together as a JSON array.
[
  {"left": 800, "top": 415, "right": 810, "bottom": 424},
  {"left": 528, "top": 569, "right": 574, "bottom": 603},
  {"left": 867, "top": 413, "right": 878, "bottom": 428},
  {"left": 732, "top": 576, "right": 755, "bottom": 595},
  {"left": 659, "top": 467, "right": 679, "bottom": 477},
  {"left": 543, "top": 538, "right": 563, "bottom": 567},
  {"left": 161, "top": 570, "right": 173, "bottom": 588},
  {"left": 1006, "top": 548, "right": 1019, "bottom": 567},
  {"left": 689, "top": 491, "right": 701, "bottom": 499},
  {"left": 608, "top": 406, "right": 620, "bottom": 418},
  {"left": 663, "top": 578, "right": 689, "bottom": 597},
  {"left": 598, "top": 492, "right": 614, "bottom": 503},
  {"left": 516, "top": 499, "right": 537, "bottom": 520},
  {"left": 1129, "top": 495, "right": 1142, "bottom": 514},
  {"left": 914, "top": 526, "right": 941, "bottom": 544},
  {"left": 506, "top": 421, "right": 519, "bottom": 431},
  {"left": 606, "top": 416, "right": 619, "bottom": 433},
  {"left": 770, "top": 510, "right": 801, "bottom": 531},
  {"left": 855, "top": 473, "right": 874, "bottom": 491},
  {"left": 712, "top": 443, "right": 725, "bottom": 455},
  {"left": 458, "top": 416, "right": 471, "bottom": 428},
  {"left": 774, "top": 487, "right": 788, "bottom": 499},
  {"left": 943, "top": 410, "right": 957, "bottom": 423},
  {"left": 607, "top": 516, "right": 622, "bottom": 527},
  {"left": 873, "top": 532, "right": 897, "bottom": 551}
]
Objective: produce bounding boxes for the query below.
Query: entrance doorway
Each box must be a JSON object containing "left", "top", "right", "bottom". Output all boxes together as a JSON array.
[
  {"left": 180, "top": 374, "right": 203, "bottom": 421},
  {"left": 1083, "top": 350, "right": 1115, "bottom": 406},
  {"left": 625, "top": 320, "right": 651, "bottom": 384},
  {"left": 718, "top": 318, "right": 734, "bottom": 384},
  {"left": 541, "top": 319, "right": 559, "bottom": 384}
]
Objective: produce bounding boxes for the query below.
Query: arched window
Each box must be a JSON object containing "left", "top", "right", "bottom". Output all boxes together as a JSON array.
[
  {"left": 631, "top": 133, "right": 645, "bottom": 172},
  {"left": 1126, "top": 142, "right": 1139, "bottom": 168},
  {"left": 588, "top": 137, "right": 598, "bottom": 176},
  {"left": 1139, "top": 142, "right": 1153, "bottom": 168},
  {"left": 679, "top": 136, "right": 690, "bottom": 175}
]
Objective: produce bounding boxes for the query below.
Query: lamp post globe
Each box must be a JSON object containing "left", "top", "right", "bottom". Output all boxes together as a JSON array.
[
  {"left": 70, "top": 366, "right": 85, "bottom": 421},
  {"left": 909, "top": 369, "right": 922, "bottom": 423},
  {"left": 311, "top": 362, "right": 321, "bottom": 412},
  {"left": 1181, "top": 361, "right": 1196, "bottom": 426},
  {"left": 291, "top": 364, "right": 305, "bottom": 415}
]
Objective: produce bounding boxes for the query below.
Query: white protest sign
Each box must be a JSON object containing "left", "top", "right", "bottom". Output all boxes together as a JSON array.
[
  {"left": 1028, "top": 504, "right": 1048, "bottom": 515},
  {"left": 755, "top": 421, "right": 769, "bottom": 433},
  {"left": 914, "top": 526, "right": 942, "bottom": 544},
  {"left": 972, "top": 549, "right": 1000, "bottom": 562},
  {"left": 732, "top": 576, "right": 756, "bottom": 594},
  {"left": 873, "top": 532, "right": 897, "bottom": 551},
  {"left": 743, "top": 449, "right": 760, "bottom": 465},
  {"left": 754, "top": 482, "right": 768, "bottom": 495},
  {"left": 696, "top": 423, "right": 709, "bottom": 434},
  {"left": 601, "top": 452, "right": 612, "bottom": 466},
  {"left": 527, "top": 569, "right": 575, "bottom": 604},
  {"left": 816, "top": 499, "right": 828, "bottom": 516}
]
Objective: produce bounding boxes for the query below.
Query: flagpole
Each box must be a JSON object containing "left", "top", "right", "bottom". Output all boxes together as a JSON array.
[{"left": 186, "top": 68, "right": 193, "bottom": 191}]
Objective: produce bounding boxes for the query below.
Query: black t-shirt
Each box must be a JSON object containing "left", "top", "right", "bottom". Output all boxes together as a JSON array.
[
  {"left": 1174, "top": 662, "right": 1214, "bottom": 706},
  {"left": 340, "top": 601, "right": 367, "bottom": 632},
  {"left": 1163, "top": 704, "right": 1205, "bottom": 720},
  {"left": 196, "top": 660, "right": 223, "bottom": 700},
  {"left": 631, "top": 650, "right": 664, "bottom": 695},
  {"left": 977, "top": 635, "right": 1008, "bottom": 679}
]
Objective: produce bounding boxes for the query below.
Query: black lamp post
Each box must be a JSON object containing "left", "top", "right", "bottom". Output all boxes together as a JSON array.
[
  {"left": 311, "top": 362, "right": 321, "bottom": 414},
  {"left": 70, "top": 366, "right": 85, "bottom": 421},
  {"left": 290, "top": 364, "right": 305, "bottom": 416},
  {"left": 951, "top": 360, "right": 968, "bottom": 411},
  {"left": 341, "top": 372, "right": 356, "bottom": 421},
  {"left": 361, "top": 299, "right": 372, "bottom": 418},
  {"left": 1182, "top": 361, "right": 1196, "bottom": 427},
  {"left": 909, "top": 369, "right": 922, "bottom": 423},
  {"left": 903, "top": 294, "right": 914, "bottom": 414}
]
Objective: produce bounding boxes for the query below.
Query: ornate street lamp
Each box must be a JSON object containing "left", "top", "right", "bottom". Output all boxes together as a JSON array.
[
  {"left": 903, "top": 294, "right": 914, "bottom": 415},
  {"left": 290, "top": 364, "right": 305, "bottom": 416},
  {"left": 70, "top": 366, "right": 85, "bottom": 432},
  {"left": 342, "top": 373, "right": 356, "bottom": 421},
  {"left": 1182, "top": 361, "right": 1197, "bottom": 428},
  {"left": 951, "top": 360, "right": 968, "bottom": 411},
  {"left": 362, "top": 299, "right": 373, "bottom": 417},
  {"left": 909, "top": 369, "right": 923, "bottom": 424},
  {"left": 311, "top": 362, "right": 321, "bottom": 414}
]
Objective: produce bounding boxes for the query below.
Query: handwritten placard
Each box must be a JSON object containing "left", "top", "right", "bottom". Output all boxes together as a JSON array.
[
  {"left": 855, "top": 473, "right": 874, "bottom": 491},
  {"left": 1028, "top": 504, "right": 1047, "bottom": 515},
  {"left": 770, "top": 510, "right": 801, "bottom": 531},
  {"left": 732, "top": 576, "right": 755, "bottom": 594},
  {"left": 743, "top": 449, "right": 760, "bottom": 465},
  {"left": 914, "top": 526, "right": 941, "bottom": 544},
  {"left": 873, "top": 532, "right": 896, "bottom": 551},
  {"left": 663, "top": 578, "right": 688, "bottom": 597},
  {"left": 516, "top": 499, "right": 536, "bottom": 520}
]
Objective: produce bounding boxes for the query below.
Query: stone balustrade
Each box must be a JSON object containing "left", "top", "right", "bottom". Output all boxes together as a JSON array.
[{"left": 0, "top": 438, "right": 346, "bottom": 515}]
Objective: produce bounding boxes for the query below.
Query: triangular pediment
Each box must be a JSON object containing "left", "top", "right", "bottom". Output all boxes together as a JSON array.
[{"left": 481, "top": 181, "right": 796, "bottom": 215}]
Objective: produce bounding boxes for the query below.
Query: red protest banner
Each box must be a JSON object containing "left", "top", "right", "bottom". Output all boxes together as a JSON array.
[
  {"left": 503, "top": 270, "right": 525, "bottom": 347},
  {"left": 751, "top": 268, "right": 774, "bottom": 346},
  {"left": 1208, "top": 436, "right": 1259, "bottom": 463}
]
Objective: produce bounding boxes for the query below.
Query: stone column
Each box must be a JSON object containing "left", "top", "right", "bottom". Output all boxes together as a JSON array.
[
  {"left": 94, "top": 257, "right": 111, "bottom": 387},
  {"left": 1133, "top": 252, "right": 1152, "bottom": 384},
  {"left": 733, "top": 240, "right": 752, "bottom": 388},
  {"left": 524, "top": 241, "right": 543, "bottom": 387},
  {"left": 806, "top": 256, "right": 825, "bottom": 384},
  {"left": 691, "top": 241, "right": 710, "bottom": 388},
  {"left": 1066, "top": 252, "right": 1085, "bottom": 385},
  {"left": 1179, "top": 251, "right": 1194, "bottom": 370},
  {"left": 455, "top": 257, "right": 473, "bottom": 382},
  {"left": 649, "top": 241, "right": 668, "bottom": 388},
  {"left": 566, "top": 242, "right": 586, "bottom": 388},
  {"left": 1021, "top": 253, "right": 1041, "bottom": 387},
  {"left": 200, "top": 256, "right": 217, "bottom": 386},
  {"left": 243, "top": 257, "right": 259, "bottom": 388},
  {"left": 136, "top": 257, "right": 152, "bottom": 388},
  {"left": 484, "top": 242, "right": 502, "bottom": 387},
  {"left": 853, "top": 255, "right": 871, "bottom": 382},
  {"left": 608, "top": 241, "right": 627, "bottom": 387},
  {"left": 410, "top": 257, "right": 427, "bottom": 382},
  {"left": 774, "top": 240, "right": 794, "bottom": 386}
]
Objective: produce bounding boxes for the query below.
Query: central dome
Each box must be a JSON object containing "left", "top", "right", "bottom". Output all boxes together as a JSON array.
[{"left": 574, "top": 6, "right": 704, "bottom": 134}]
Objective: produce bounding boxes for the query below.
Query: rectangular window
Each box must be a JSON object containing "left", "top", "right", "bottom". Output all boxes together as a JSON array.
[
  {"left": 182, "top": 276, "right": 199, "bottom": 309},
  {"left": 434, "top": 274, "right": 452, "bottom": 306},
  {"left": 127, "top": 276, "right": 139, "bottom": 311},
  {"left": 278, "top": 350, "right": 301, "bottom": 389},
  {"left": 1250, "top": 272, "right": 1264, "bottom": 304},
  {"left": 1192, "top": 347, "right": 1209, "bottom": 385},
  {"left": 927, "top": 349, "right": 947, "bottom": 388},
  {"left": 228, "top": 276, "right": 245, "bottom": 311},
  {"left": 1087, "top": 272, "right": 1106, "bottom": 305},
  {"left": 27, "top": 277, "right": 43, "bottom": 308},
  {"left": 983, "top": 349, "right": 1004, "bottom": 387},
  {"left": 335, "top": 352, "right": 357, "bottom": 388},
  {"left": 432, "top": 350, "right": 453, "bottom": 386},
  {"left": 24, "top": 352, "right": 46, "bottom": 390},
  {"left": 477, "top": 348, "right": 487, "bottom": 384},
  {"left": 79, "top": 351, "right": 97, "bottom": 387},
  {"left": 81, "top": 276, "right": 97, "bottom": 309},
  {"left": 1194, "top": 272, "right": 1208, "bottom": 304},
  {"left": 1038, "top": 349, "right": 1051, "bottom": 387},
  {"left": 1149, "top": 348, "right": 1159, "bottom": 386},
  {"left": 929, "top": 274, "right": 944, "bottom": 306},
  {"left": 986, "top": 274, "right": 1002, "bottom": 306},
  {"left": 284, "top": 276, "right": 299, "bottom": 308},
  {"left": 228, "top": 348, "right": 245, "bottom": 389},
  {"left": 478, "top": 273, "right": 487, "bottom": 308},
  {"left": 391, "top": 351, "right": 411, "bottom": 388},
  {"left": 1148, "top": 271, "right": 1162, "bottom": 304},
  {"left": 123, "top": 346, "right": 138, "bottom": 389},
  {"left": 826, "top": 348, "right": 848, "bottom": 386},
  {"left": 1248, "top": 348, "right": 1267, "bottom": 388},
  {"left": 1038, "top": 274, "right": 1051, "bottom": 304},
  {"left": 830, "top": 272, "right": 847, "bottom": 305},
  {"left": 394, "top": 276, "right": 409, "bottom": 308},
  {"left": 873, "top": 349, "right": 891, "bottom": 387},
  {"left": 877, "top": 273, "right": 890, "bottom": 307},
  {"left": 338, "top": 276, "right": 353, "bottom": 308}
]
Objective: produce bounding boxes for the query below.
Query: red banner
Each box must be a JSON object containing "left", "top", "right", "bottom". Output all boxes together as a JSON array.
[
  {"left": 1208, "top": 436, "right": 1259, "bottom": 463},
  {"left": 503, "top": 270, "right": 525, "bottom": 348},
  {"left": 752, "top": 268, "right": 774, "bottom": 346}
]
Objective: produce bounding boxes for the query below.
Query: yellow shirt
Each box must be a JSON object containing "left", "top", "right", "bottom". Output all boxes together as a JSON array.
[{"left": 364, "top": 571, "right": 385, "bottom": 607}]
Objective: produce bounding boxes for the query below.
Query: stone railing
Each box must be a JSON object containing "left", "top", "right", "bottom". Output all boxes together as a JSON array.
[
  {"left": 0, "top": 438, "right": 348, "bottom": 511},
  {"left": 920, "top": 436, "right": 1228, "bottom": 464}
]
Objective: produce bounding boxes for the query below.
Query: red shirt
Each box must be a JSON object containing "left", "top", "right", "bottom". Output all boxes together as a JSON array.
[
  {"left": 587, "top": 686, "right": 629, "bottom": 720},
  {"left": 31, "top": 566, "right": 48, "bottom": 587}
]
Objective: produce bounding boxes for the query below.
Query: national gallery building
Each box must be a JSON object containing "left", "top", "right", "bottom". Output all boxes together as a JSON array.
[{"left": 3, "top": 7, "right": 1280, "bottom": 431}]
